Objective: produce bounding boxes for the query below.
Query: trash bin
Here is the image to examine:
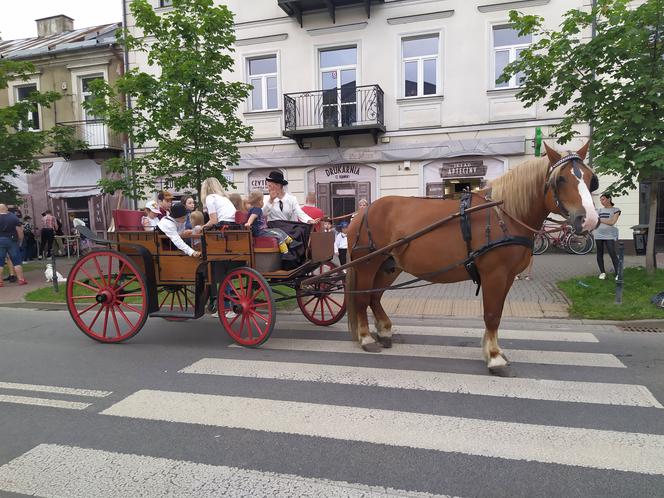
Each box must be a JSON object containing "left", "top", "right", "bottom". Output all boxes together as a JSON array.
[{"left": 631, "top": 224, "right": 648, "bottom": 255}]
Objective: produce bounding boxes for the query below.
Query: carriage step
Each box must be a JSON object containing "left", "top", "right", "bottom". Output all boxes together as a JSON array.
[{"left": 149, "top": 311, "right": 196, "bottom": 320}]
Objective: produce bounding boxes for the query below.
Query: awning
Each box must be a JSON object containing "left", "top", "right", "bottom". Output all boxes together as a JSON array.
[{"left": 48, "top": 159, "right": 102, "bottom": 198}]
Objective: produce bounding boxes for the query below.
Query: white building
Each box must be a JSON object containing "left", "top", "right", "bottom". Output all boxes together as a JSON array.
[{"left": 126, "top": 0, "right": 642, "bottom": 245}]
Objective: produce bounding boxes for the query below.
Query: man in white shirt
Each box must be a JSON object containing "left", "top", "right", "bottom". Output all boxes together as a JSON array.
[
  {"left": 157, "top": 203, "right": 201, "bottom": 258},
  {"left": 262, "top": 171, "right": 318, "bottom": 224}
]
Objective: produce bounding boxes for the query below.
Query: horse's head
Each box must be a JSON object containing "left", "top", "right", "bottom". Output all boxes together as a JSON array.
[{"left": 543, "top": 142, "right": 599, "bottom": 233}]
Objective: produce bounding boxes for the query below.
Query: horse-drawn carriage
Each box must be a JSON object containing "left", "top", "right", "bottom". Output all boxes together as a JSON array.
[
  {"left": 66, "top": 144, "right": 599, "bottom": 371},
  {"left": 66, "top": 211, "right": 346, "bottom": 347}
]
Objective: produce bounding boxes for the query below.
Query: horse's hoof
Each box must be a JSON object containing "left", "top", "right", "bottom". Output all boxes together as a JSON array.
[
  {"left": 362, "top": 342, "right": 382, "bottom": 353},
  {"left": 376, "top": 336, "right": 392, "bottom": 348},
  {"left": 487, "top": 354, "right": 508, "bottom": 369}
]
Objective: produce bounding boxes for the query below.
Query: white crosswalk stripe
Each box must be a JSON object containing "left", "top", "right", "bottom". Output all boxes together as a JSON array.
[
  {"left": 230, "top": 338, "right": 625, "bottom": 368},
  {"left": 0, "top": 444, "right": 452, "bottom": 498},
  {"left": 279, "top": 321, "right": 600, "bottom": 343},
  {"left": 0, "top": 381, "right": 111, "bottom": 411},
  {"left": 179, "top": 358, "right": 662, "bottom": 408},
  {"left": 101, "top": 389, "right": 664, "bottom": 475}
]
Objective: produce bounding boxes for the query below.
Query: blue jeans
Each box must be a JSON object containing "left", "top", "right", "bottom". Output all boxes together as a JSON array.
[{"left": 0, "top": 236, "right": 23, "bottom": 266}]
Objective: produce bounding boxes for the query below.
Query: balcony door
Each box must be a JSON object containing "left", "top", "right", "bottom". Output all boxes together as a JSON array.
[
  {"left": 320, "top": 47, "right": 357, "bottom": 128},
  {"left": 80, "top": 75, "right": 105, "bottom": 147}
]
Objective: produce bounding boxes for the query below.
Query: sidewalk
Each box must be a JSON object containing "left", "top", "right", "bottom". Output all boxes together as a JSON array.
[{"left": 0, "top": 253, "right": 647, "bottom": 319}]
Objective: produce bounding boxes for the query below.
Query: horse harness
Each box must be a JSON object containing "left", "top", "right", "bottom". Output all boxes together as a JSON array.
[{"left": 351, "top": 192, "right": 532, "bottom": 295}]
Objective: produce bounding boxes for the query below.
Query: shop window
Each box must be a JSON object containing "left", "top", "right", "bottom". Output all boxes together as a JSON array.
[
  {"left": 492, "top": 25, "right": 531, "bottom": 89},
  {"left": 401, "top": 34, "right": 439, "bottom": 97},
  {"left": 66, "top": 197, "right": 91, "bottom": 230}
]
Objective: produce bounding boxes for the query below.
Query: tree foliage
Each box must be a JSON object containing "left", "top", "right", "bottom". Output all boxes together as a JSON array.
[
  {"left": 0, "top": 60, "right": 84, "bottom": 203},
  {"left": 86, "top": 0, "right": 253, "bottom": 200},
  {"left": 501, "top": 0, "right": 664, "bottom": 193}
]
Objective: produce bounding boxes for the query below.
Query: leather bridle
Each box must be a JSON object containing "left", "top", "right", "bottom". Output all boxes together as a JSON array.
[{"left": 544, "top": 153, "right": 597, "bottom": 219}]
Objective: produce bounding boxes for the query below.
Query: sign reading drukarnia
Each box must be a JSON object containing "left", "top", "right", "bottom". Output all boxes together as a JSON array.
[{"left": 325, "top": 165, "right": 361, "bottom": 177}]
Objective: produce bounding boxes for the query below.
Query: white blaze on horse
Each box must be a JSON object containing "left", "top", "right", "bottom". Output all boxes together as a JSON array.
[{"left": 345, "top": 142, "right": 598, "bottom": 371}]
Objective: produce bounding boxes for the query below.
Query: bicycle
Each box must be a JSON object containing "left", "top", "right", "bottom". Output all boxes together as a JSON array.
[{"left": 533, "top": 221, "right": 594, "bottom": 255}]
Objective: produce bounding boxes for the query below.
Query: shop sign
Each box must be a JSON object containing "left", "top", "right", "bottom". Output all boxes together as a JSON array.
[
  {"left": 440, "top": 160, "right": 487, "bottom": 179},
  {"left": 324, "top": 164, "right": 362, "bottom": 180},
  {"left": 248, "top": 169, "right": 278, "bottom": 193}
]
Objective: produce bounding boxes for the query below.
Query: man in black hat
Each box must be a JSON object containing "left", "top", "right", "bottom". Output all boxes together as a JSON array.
[
  {"left": 263, "top": 170, "right": 318, "bottom": 224},
  {"left": 157, "top": 203, "right": 201, "bottom": 258}
]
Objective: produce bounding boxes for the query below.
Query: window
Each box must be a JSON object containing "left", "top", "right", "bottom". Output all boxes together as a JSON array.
[
  {"left": 401, "top": 34, "right": 439, "bottom": 97},
  {"left": 15, "top": 85, "right": 40, "bottom": 130},
  {"left": 492, "top": 25, "right": 531, "bottom": 89},
  {"left": 160, "top": 0, "right": 173, "bottom": 7},
  {"left": 247, "top": 55, "right": 278, "bottom": 111}
]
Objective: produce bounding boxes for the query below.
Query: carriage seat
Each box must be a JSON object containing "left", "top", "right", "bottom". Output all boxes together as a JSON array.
[
  {"left": 113, "top": 209, "right": 145, "bottom": 231},
  {"left": 234, "top": 212, "right": 279, "bottom": 249}
]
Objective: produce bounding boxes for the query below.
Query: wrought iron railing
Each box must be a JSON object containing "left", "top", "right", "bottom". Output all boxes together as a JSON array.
[
  {"left": 283, "top": 84, "right": 384, "bottom": 133},
  {"left": 57, "top": 120, "right": 123, "bottom": 150}
]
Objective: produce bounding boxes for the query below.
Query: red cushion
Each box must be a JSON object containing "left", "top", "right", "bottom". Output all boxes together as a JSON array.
[
  {"left": 113, "top": 210, "right": 144, "bottom": 231},
  {"left": 254, "top": 236, "right": 279, "bottom": 249}
]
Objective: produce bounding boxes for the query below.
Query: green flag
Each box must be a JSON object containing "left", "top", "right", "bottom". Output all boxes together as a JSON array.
[{"left": 534, "top": 127, "right": 543, "bottom": 157}]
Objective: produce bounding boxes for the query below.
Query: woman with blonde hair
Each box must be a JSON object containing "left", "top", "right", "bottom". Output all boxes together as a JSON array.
[{"left": 201, "top": 177, "right": 236, "bottom": 229}]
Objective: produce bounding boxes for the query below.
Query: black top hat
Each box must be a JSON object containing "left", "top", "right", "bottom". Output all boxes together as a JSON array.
[
  {"left": 265, "top": 170, "right": 288, "bottom": 185},
  {"left": 170, "top": 203, "right": 187, "bottom": 219}
]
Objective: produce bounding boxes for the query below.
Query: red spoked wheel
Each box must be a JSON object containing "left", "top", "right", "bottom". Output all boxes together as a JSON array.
[
  {"left": 66, "top": 249, "right": 148, "bottom": 343},
  {"left": 297, "top": 261, "right": 346, "bottom": 326},
  {"left": 157, "top": 285, "right": 195, "bottom": 321},
  {"left": 219, "top": 267, "right": 275, "bottom": 347}
]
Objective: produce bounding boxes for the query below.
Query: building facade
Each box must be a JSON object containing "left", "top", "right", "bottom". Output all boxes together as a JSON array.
[
  {"left": 126, "top": 0, "right": 641, "bottom": 243},
  {"left": 0, "top": 15, "right": 124, "bottom": 236}
]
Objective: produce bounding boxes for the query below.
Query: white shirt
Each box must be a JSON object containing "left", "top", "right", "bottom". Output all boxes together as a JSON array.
[
  {"left": 262, "top": 192, "right": 313, "bottom": 223},
  {"left": 157, "top": 216, "right": 195, "bottom": 256},
  {"left": 205, "top": 193, "right": 236, "bottom": 223},
  {"left": 334, "top": 232, "right": 348, "bottom": 252},
  {"left": 141, "top": 216, "right": 159, "bottom": 230},
  {"left": 72, "top": 217, "right": 85, "bottom": 228}
]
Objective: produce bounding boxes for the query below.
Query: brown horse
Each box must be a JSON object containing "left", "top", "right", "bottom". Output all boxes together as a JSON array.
[{"left": 345, "top": 143, "right": 599, "bottom": 370}]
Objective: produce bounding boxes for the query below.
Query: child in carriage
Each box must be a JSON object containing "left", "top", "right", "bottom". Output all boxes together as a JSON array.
[
  {"left": 244, "top": 190, "right": 300, "bottom": 255},
  {"left": 188, "top": 210, "right": 205, "bottom": 249}
]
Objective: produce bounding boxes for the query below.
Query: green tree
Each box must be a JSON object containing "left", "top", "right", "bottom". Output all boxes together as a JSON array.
[
  {"left": 86, "top": 0, "right": 252, "bottom": 202},
  {"left": 0, "top": 60, "right": 83, "bottom": 204},
  {"left": 501, "top": 0, "right": 664, "bottom": 271}
]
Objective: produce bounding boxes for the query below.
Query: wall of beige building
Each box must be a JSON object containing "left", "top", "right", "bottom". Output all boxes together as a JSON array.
[{"left": 127, "top": 0, "right": 639, "bottom": 239}]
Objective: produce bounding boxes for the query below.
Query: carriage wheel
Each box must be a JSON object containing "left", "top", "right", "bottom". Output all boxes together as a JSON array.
[
  {"left": 297, "top": 261, "right": 346, "bottom": 326},
  {"left": 157, "top": 285, "right": 195, "bottom": 321},
  {"left": 66, "top": 249, "right": 148, "bottom": 343},
  {"left": 532, "top": 233, "right": 549, "bottom": 255},
  {"left": 218, "top": 267, "right": 275, "bottom": 347}
]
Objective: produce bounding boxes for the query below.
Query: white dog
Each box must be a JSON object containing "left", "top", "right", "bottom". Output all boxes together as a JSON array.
[{"left": 44, "top": 264, "right": 66, "bottom": 283}]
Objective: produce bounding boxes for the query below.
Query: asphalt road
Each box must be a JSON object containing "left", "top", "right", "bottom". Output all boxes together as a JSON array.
[{"left": 1, "top": 309, "right": 664, "bottom": 497}]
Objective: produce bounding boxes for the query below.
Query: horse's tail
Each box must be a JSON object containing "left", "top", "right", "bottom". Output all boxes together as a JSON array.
[{"left": 345, "top": 265, "right": 358, "bottom": 342}]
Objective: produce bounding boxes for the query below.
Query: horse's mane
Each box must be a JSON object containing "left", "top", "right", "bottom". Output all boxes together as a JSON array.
[{"left": 488, "top": 157, "right": 550, "bottom": 220}]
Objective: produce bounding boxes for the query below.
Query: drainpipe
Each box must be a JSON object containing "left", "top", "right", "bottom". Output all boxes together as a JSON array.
[
  {"left": 589, "top": 0, "right": 597, "bottom": 167},
  {"left": 121, "top": 0, "right": 137, "bottom": 209}
]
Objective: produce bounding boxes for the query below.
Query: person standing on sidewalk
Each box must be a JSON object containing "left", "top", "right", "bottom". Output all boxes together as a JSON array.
[
  {"left": 594, "top": 193, "right": 621, "bottom": 280},
  {"left": 39, "top": 210, "right": 56, "bottom": 259},
  {"left": 0, "top": 204, "right": 27, "bottom": 286}
]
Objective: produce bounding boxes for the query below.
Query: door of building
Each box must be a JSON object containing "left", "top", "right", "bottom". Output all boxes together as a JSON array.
[
  {"left": 329, "top": 181, "right": 371, "bottom": 219},
  {"left": 320, "top": 47, "right": 357, "bottom": 128},
  {"left": 81, "top": 75, "right": 105, "bottom": 147}
]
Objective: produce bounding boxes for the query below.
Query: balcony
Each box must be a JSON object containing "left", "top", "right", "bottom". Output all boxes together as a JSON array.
[
  {"left": 283, "top": 84, "right": 385, "bottom": 148},
  {"left": 278, "top": 0, "right": 384, "bottom": 27},
  {"left": 58, "top": 120, "right": 123, "bottom": 151}
]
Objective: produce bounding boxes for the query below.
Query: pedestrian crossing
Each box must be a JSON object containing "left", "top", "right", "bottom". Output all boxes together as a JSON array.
[
  {"left": 0, "top": 381, "right": 111, "bottom": 410},
  {"left": 1, "top": 319, "right": 663, "bottom": 496}
]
